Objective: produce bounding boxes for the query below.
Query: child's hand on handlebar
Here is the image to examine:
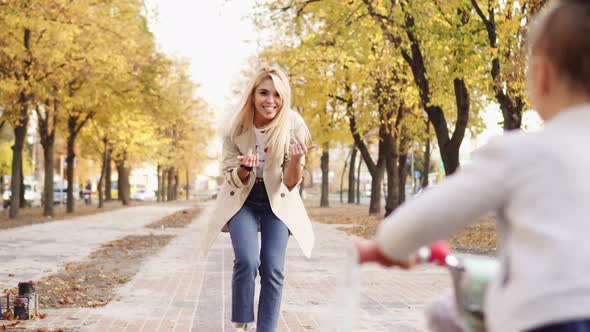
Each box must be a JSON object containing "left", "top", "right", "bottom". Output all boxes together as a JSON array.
[{"left": 355, "top": 240, "right": 415, "bottom": 269}]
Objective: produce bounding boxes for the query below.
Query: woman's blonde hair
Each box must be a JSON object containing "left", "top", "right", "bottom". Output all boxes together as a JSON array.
[{"left": 229, "top": 66, "right": 295, "bottom": 153}]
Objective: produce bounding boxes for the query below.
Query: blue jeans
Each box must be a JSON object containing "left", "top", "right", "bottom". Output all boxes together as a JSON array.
[
  {"left": 228, "top": 182, "right": 290, "bottom": 332},
  {"left": 528, "top": 320, "right": 590, "bottom": 332}
]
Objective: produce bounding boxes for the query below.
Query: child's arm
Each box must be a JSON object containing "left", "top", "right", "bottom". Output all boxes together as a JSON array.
[{"left": 376, "top": 137, "right": 517, "bottom": 263}]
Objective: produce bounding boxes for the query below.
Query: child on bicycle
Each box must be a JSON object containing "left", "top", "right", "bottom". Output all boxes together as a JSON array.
[{"left": 357, "top": 1, "right": 590, "bottom": 331}]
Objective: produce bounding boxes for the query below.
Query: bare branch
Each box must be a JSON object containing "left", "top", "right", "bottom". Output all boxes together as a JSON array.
[
  {"left": 74, "top": 110, "right": 96, "bottom": 137},
  {"left": 34, "top": 62, "right": 67, "bottom": 82},
  {"left": 362, "top": 0, "right": 403, "bottom": 47},
  {"left": 400, "top": 47, "right": 412, "bottom": 64},
  {"left": 470, "top": 0, "right": 496, "bottom": 47},
  {"left": 433, "top": 0, "right": 454, "bottom": 27},
  {"left": 471, "top": 0, "right": 490, "bottom": 27},
  {"left": 363, "top": 0, "right": 390, "bottom": 22},
  {"left": 328, "top": 93, "right": 350, "bottom": 104},
  {"left": 296, "top": 0, "right": 322, "bottom": 16},
  {"left": 35, "top": 28, "right": 47, "bottom": 44}
]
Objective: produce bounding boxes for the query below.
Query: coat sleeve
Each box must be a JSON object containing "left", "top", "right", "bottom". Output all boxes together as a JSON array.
[{"left": 221, "top": 133, "right": 250, "bottom": 189}]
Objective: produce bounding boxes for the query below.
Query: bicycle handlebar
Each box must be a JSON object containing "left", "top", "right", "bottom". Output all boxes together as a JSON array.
[{"left": 416, "top": 240, "right": 451, "bottom": 266}]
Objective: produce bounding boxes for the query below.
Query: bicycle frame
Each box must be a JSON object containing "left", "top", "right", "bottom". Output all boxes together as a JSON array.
[{"left": 445, "top": 254, "right": 499, "bottom": 332}]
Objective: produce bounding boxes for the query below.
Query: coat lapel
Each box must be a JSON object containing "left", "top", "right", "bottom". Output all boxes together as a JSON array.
[{"left": 235, "top": 126, "right": 256, "bottom": 155}]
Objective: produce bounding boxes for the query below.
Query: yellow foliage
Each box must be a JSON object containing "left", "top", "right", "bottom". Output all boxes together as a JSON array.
[{"left": 0, "top": 0, "right": 213, "bottom": 183}]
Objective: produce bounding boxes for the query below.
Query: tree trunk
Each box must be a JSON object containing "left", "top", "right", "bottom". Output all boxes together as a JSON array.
[
  {"left": 368, "top": 145, "right": 385, "bottom": 216},
  {"left": 117, "top": 166, "right": 122, "bottom": 202},
  {"left": 97, "top": 138, "right": 107, "bottom": 208},
  {"left": 356, "top": 154, "right": 362, "bottom": 205},
  {"left": 173, "top": 171, "right": 179, "bottom": 201},
  {"left": 502, "top": 101, "right": 523, "bottom": 130},
  {"left": 19, "top": 161, "right": 25, "bottom": 208},
  {"left": 369, "top": 126, "right": 387, "bottom": 216},
  {"left": 161, "top": 168, "right": 167, "bottom": 202},
  {"left": 97, "top": 163, "right": 104, "bottom": 209},
  {"left": 163, "top": 168, "right": 167, "bottom": 201},
  {"left": 156, "top": 164, "right": 161, "bottom": 202},
  {"left": 9, "top": 28, "right": 32, "bottom": 218},
  {"left": 167, "top": 167, "right": 174, "bottom": 201},
  {"left": 363, "top": 4, "right": 468, "bottom": 175},
  {"left": 38, "top": 98, "right": 57, "bottom": 217},
  {"left": 339, "top": 152, "right": 348, "bottom": 204},
  {"left": 124, "top": 166, "right": 131, "bottom": 204},
  {"left": 346, "top": 80, "right": 390, "bottom": 215},
  {"left": 9, "top": 109, "right": 29, "bottom": 218},
  {"left": 66, "top": 118, "right": 78, "bottom": 213},
  {"left": 349, "top": 113, "right": 386, "bottom": 215},
  {"left": 348, "top": 146, "right": 357, "bottom": 204},
  {"left": 105, "top": 148, "right": 112, "bottom": 200},
  {"left": 421, "top": 123, "right": 431, "bottom": 188},
  {"left": 469, "top": 1, "right": 525, "bottom": 130},
  {"left": 404, "top": 15, "right": 468, "bottom": 175},
  {"left": 185, "top": 168, "right": 189, "bottom": 200},
  {"left": 369, "top": 162, "right": 385, "bottom": 215},
  {"left": 41, "top": 135, "right": 55, "bottom": 216},
  {"left": 398, "top": 152, "right": 409, "bottom": 205},
  {"left": 116, "top": 156, "right": 130, "bottom": 205},
  {"left": 0, "top": 121, "right": 4, "bottom": 194},
  {"left": 384, "top": 134, "right": 399, "bottom": 217},
  {"left": 320, "top": 144, "right": 329, "bottom": 207}
]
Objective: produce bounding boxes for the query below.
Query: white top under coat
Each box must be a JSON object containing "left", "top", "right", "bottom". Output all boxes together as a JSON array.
[{"left": 254, "top": 127, "right": 267, "bottom": 178}]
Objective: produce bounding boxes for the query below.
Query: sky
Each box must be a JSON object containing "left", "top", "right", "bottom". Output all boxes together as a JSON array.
[
  {"left": 145, "top": 0, "right": 260, "bottom": 122},
  {"left": 144, "top": 0, "right": 262, "bottom": 176}
]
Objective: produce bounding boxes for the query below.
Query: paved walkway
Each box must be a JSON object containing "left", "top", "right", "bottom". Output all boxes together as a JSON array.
[
  {"left": 0, "top": 203, "right": 191, "bottom": 288},
  {"left": 2, "top": 204, "right": 451, "bottom": 331}
]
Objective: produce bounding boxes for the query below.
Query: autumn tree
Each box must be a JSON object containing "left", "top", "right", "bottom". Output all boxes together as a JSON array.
[
  {"left": 152, "top": 59, "right": 211, "bottom": 202},
  {"left": 360, "top": 0, "right": 487, "bottom": 175},
  {"left": 1, "top": 0, "right": 211, "bottom": 216},
  {"left": 0, "top": 1, "right": 37, "bottom": 217},
  {"left": 54, "top": 0, "right": 159, "bottom": 212},
  {"left": 256, "top": 0, "right": 426, "bottom": 215},
  {"left": 258, "top": 45, "right": 351, "bottom": 207},
  {"left": 469, "top": 0, "right": 547, "bottom": 129}
]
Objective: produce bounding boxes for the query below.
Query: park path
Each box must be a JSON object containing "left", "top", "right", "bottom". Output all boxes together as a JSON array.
[{"left": 2, "top": 203, "right": 451, "bottom": 331}]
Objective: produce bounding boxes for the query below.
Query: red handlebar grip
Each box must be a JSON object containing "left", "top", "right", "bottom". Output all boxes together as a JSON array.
[{"left": 429, "top": 241, "right": 451, "bottom": 265}]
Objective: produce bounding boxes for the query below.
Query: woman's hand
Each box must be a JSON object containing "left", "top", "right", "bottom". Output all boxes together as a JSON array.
[
  {"left": 289, "top": 138, "right": 317, "bottom": 162},
  {"left": 283, "top": 139, "right": 317, "bottom": 190},
  {"left": 237, "top": 149, "right": 259, "bottom": 168},
  {"left": 355, "top": 240, "right": 414, "bottom": 269},
  {"left": 236, "top": 149, "right": 259, "bottom": 182}
]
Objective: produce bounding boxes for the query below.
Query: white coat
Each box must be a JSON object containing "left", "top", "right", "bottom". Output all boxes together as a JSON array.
[{"left": 202, "top": 111, "right": 315, "bottom": 258}]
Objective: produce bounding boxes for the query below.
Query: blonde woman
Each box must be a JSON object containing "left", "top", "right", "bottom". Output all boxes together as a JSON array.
[{"left": 203, "top": 66, "right": 316, "bottom": 332}]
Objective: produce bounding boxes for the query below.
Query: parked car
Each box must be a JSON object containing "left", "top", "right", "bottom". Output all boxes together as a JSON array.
[
  {"left": 131, "top": 189, "right": 156, "bottom": 201},
  {"left": 53, "top": 188, "right": 68, "bottom": 205},
  {"left": 2, "top": 184, "right": 42, "bottom": 208}
]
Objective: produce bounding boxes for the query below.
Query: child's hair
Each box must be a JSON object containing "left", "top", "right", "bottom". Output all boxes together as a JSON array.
[{"left": 529, "top": 0, "right": 590, "bottom": 94}]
